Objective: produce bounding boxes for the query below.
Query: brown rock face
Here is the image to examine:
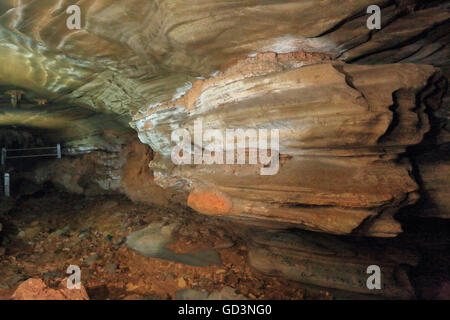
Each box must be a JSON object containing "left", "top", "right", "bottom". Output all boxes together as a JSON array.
[
  {"left": 20, "top": 138, "right": 184, "bottom": 208},
  {"left": 132, "top": 56, "right": 441, "bottom": 237},
  {"left": 247, "top": 231, "right": 419, "bottom": 299},
  {"left": 121, "top": 140, "right": 183, "bottom": 207},
  {"left": 187, "top": 189, "right": 233, "bottom": 215},
  {"left": 0, "top": 2, "right": 447, "bottom": 230},
  {"left": 25, "top": 150, "right": 126, "bottom": 196},
  {"left": 11, "top": 279, "right": 89, "bottom": 300},
  {"left": 416, "top": 155, "right": 450, "bottom": 218}
]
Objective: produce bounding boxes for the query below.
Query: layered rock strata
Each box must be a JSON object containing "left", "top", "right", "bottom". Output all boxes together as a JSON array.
[
  {"left": 132, "top": 54, "right": 441, "bottom": 237},
  {"left": 247, "top": 230, "right": 419, "bottom": 299}
]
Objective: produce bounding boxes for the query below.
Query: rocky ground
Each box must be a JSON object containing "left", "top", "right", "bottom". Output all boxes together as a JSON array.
[{"left": 0, "top": 188, "right": 330, "bottom": 300}]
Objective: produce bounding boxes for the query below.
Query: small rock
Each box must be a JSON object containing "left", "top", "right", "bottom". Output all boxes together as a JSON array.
[
  {"left": 126, "top": 222, "right": 221, "bottom": 267},
  {"left": 17, "top": 231, "right": 26, "bottom": 238},
  {"left": 175, "top": 289, "right": 210, "bottom": 300},
  {"left": 177, "top": 277, "right": 187, "bottom": 289},
  {"left": 207, "top": 287, "right": 248, "bottom": 300},
  {"left": 54, "top": 226, "right": 71, "bottom": 236},
  {"left": 214, "top": 238, "right": 235, "bottom": 250},
  {"left": 80, "top": 226, "right": 91, "bottom": 233},
  {"left": 198, "top": 278, "right": 214, "bottom": 287},
  {"left": 102, "top": 200, "right": 118, "bottom": 210},
  {"left": 126, "top": 283, "right": 139, "bottom": 291},
  {"left": 166, "top": 273, "right": 176, "bottom": 281},
  {"left": 22, "top": 226, "right": 41, "bottom": 238},
  {"left": 175, "top": 287, "right": 247, "bottom": 300},
  {"left": 11, "top": 278, "right": 89, "bottom": 300},
  {"left": 83, "top": 254, "right": 99, "bottom": 266},
  {"left": 104, "top": 263, "right": 118, "bottom": 274}
]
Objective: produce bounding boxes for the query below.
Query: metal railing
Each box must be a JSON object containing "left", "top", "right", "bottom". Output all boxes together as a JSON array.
[
  {"left": 1, "top": 144, "right": 62, "bottom": 197},
  {"left": 1, "top": 144, "right": 61, "bottom": 166},
  {"left": 3, "top": 173, "right": 9, "bottom": 197}
]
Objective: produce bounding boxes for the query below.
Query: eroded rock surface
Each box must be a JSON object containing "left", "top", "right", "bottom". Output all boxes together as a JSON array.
[
  {"left": 132, "top": 56, "right": 442, "bottom": 237},
  {"left": 0, "top": 1, "right": 448, "bottom": 235},
  {"left": 248, "top": 230, "right": 419, "bottom": 299}
]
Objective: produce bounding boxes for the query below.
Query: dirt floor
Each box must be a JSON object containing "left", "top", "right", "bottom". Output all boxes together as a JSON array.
[{"left": 0, "top": 189, "right": 331, "bottom": 300}]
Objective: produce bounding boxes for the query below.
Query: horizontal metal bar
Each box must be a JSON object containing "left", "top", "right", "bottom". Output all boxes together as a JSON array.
[
  {"left": 6, "top": 154, "right": 58, "bottom": 159},
  {"left": 6, "top": 147, "right": 57, "bottom": 151}
]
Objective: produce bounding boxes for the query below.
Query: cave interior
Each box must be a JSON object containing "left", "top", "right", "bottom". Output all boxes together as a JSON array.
[{"left": 0, "top": 0, "right": 449, "bottom": 301}]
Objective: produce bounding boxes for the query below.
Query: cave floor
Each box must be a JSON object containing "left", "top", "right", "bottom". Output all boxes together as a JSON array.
[{"left": 0, "top": 190, "right": 330, "bottom": 300}]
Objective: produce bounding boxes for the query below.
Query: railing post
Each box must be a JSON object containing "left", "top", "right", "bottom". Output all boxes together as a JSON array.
[
  {"left": 1, "top": 148, "right": 6, "bottom": 166},
  {"left": 4, "top": 173, "right": 10, "bottom": 197},
  {"left": 57, "top": 144, "right": 61, "bottom": 159}
]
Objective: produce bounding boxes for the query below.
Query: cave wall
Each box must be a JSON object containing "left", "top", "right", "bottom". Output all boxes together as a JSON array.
[
  {"left": 0, "top": 0, "right": 448, "bottom": 238},
  {"left": 131, "top": 56, "right": 445, "bottom": 237}
]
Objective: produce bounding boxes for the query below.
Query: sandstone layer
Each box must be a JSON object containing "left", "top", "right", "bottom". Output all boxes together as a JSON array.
[{"left": 132, "top": 56, "right": 443, "bottom": 237}]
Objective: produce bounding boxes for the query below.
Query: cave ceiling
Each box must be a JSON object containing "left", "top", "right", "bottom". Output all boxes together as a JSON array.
[{"left": 0, "top": 0, "right": 448, "bottom": 149}]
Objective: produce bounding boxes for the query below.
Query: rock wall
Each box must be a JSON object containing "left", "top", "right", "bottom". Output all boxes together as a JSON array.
[
  {"left": 247, "top": 230, "right": 419, "bottom": 299},
  {"left": 411, "top": 74, "right": 450, "bottom": 219},
  {"left": 0, "top": 1, "right": 448, "bottom": 235},
  {"left": 23, "top": 150, "right": 125, "bottom": 196},
  {"left": 19, "top": 139, "right": 183, "bottom": 208},
  {"left": 121, "top": 140, "right": 186, "bottom": 208},
  {"left": 131, "top": 54, "right": 443, "bottom": 237}
]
